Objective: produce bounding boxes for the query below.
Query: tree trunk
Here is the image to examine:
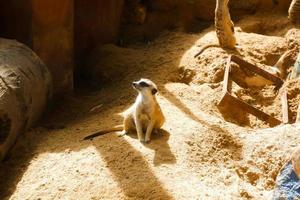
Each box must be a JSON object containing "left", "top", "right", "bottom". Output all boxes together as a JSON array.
[
  {"left": 0, "top": 38, "right": 52, "bottom": 161},
  {"left": 289, "top": 0, "right": 300, "bottom": 24}
]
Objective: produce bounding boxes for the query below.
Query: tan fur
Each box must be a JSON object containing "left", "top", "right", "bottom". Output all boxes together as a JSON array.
[
  {"left": 274, "top": 49, "right": 296, "bottom": 79},
  {"left": 244, "top": 49, "right": 296, "bottom": 87},
  {"left": 244, "top": 75, "right": 274, "bottom": 87},
  {"left": 215, "top": 0, "right": 236, "bottom": 48},
  {"left": 194, "top": 0, "right": 237, "bottom": 58},
  {"left": 83, "top": 78, "right": 165, "bottom": 143}
]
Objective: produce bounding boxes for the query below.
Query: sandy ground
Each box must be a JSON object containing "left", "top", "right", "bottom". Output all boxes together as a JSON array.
[{"left": 1, "top": 14, "right": 300, "bottom": 200}]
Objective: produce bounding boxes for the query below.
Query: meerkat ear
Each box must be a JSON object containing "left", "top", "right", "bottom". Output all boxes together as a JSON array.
[{"left": 152, "top": 88, "right": 158, "bottom": 95}]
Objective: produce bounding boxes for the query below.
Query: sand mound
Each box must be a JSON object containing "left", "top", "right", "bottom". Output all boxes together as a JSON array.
[{"left": 1, "top": 13, "right": 300, "bottom": 200}]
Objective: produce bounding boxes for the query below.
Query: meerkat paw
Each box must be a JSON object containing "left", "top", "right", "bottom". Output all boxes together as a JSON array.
[
  {"left": 144, "top": 138, "right": 151, "bottom": 143},
  {"left": 139, "top": 137, "right": 145, "bottom": 143}
]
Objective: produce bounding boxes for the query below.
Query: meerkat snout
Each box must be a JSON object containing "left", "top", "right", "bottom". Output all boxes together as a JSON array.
[
  {"left": 151, "top": 88, "right": 158, "bottom": 95},
  {"left": 132, "top": 82, "right": 138, "bottom": 88}
]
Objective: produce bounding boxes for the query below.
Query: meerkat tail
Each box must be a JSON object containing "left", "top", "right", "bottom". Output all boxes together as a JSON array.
[
  {"left": 194, "top": 44, "right": 220, "bottom": 58},
  {"left": 83, "top": 125, "right": 123, "bottom": 140}
]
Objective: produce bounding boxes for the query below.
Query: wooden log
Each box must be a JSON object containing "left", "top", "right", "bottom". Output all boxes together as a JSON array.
[
  {"left": 0, "top": 38, "right": 52, "bottom": 161},
  {"left": 32, "top": 0, "right": 74, "bottom": 96}
]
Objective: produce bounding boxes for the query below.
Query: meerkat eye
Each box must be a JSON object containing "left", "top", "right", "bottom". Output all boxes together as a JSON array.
[
  {"left": 151, "top": 88, "right": 158, "bottom": 95},
  {"left": 139, "top": 81, "right": 149, "bottom": 87}
]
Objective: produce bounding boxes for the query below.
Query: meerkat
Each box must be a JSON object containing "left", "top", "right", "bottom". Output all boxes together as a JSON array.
[
  {"left": 194, "top": 0, "right": 237, "bottom": 58},
  {"left": 194, "top": 44, "right": 223, "bottom": 58},
  {"left": 83, "top": 78, "right": 165, "bottom": 143},
  {"left": 194, "top": 43, "right": 244, "bottom": 58},
  {"left": 244, "top": 49, "right": 296, "bottom": 87}
]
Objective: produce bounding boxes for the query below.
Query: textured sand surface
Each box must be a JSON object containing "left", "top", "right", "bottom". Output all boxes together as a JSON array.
[{"left": 1, "top": 13, "right": 300, "bottom": 200}]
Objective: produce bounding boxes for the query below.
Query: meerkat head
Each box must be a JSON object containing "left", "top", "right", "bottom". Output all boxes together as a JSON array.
[{"left": 132, "top": 78, "right": 158, "bottom": 96}]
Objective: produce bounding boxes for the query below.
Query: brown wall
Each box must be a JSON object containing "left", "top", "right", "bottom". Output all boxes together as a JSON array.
[
  {"left": 258, "top": 0, "right": 292, "bottom": 12},
  {"left": 0, "top": 0, "right": 125, "bottom": 94},
  {"left": 0, "top": 0, "right": 74, "bottom": 96},
  {"left": 0, "top": 0, "right": 32, "bottom": 46},
  {"left": 32, "top": 0, "right": 74, "bottom": 96},
  {"left": 0, "top": 0, "right": 294, "bottom": 94},
  {"left": 74, "top": 0, "right": 124, "bottom": 65}
]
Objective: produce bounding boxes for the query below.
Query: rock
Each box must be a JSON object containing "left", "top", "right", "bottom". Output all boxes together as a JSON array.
[{"left": 0, "top": 38, "right": 52, "bottom": 161}]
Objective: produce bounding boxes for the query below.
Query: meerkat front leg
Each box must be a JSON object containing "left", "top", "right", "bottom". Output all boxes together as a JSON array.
[
  {"left": 145, "top": 120, "right": 155, "bottom": 143},
  {"left": 134, "top": 112, "right": 144, "bottom": 142}
]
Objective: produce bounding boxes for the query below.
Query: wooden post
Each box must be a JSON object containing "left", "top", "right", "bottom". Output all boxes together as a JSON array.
[
  {"left": 32, "top": 0, "right": 74, "bottom": 96},
  {"left": 74, "top": 0, "right": 124, "bottom": 65}
]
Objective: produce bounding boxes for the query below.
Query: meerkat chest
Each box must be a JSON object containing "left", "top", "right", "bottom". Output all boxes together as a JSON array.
[
  {"left": 140, "top": 105, "right": 153, "bottom": 118},
  {"left": 137, "top": 101, "right": 154, "bottom": 118}
]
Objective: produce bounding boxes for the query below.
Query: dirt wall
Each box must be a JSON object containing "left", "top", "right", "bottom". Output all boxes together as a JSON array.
[
  {"left": 0, "top": 1, "right": 125, "bottom": 93},
  {"left": 120, "top": 0, "right": 292, "bottom": 42},
  {"left": 74, "top": 0, "right": 124, "bottom": 65},
  {"left": 0, "top": 0, "right": 32, "bottom": 46},
  {"left": 0, "top": 0, "right": 74, "bottom": 96}
]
